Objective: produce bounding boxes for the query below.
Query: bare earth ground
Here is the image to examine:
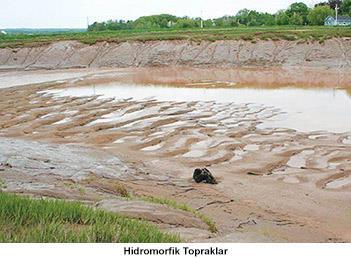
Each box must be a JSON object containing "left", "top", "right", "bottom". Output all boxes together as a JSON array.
[
  {"left": 1, "top": 39, "right": 351, "bottom": 71},
  {"left": 0, "top": 67, "right": 350, "bottom": 242}
]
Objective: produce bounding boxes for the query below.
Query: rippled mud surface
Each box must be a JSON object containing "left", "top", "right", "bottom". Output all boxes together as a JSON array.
[
  {"left": 0, "top": 67, "right": 351, "bottom": 242},
  {"left": 51, "top": 82, "right": 351, "bottom": 133}
]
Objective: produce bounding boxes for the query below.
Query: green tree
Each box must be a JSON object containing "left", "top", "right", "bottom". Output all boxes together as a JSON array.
[
  {"left": 289, "top": 13, "right": 304, "bottom": 25},
  {"left": 286, "top": 2, "right": 309, "bottom": 16},
  {"left": 341, "top": 0, "right": 351, "bottom": 15},
  {"left": 88, "top": 22, "right": 107, "bottom": 31},
  {"left": 315, "top": 0, "right": 342, "bottom": 9},
  {"left": 203, "top": 19, "right": 216, "bottom": 28},
  {"left": 328, "top": 0, "right": 342, "bottom": 9},
  {"left": 286, "top": 2, "right": 310, "bottom": 24},
  {"left": 276, "top": 10, "right": 290, "bottom": 25},
  {"left": 260, "top": 13, "right": 276, "bottom": 25},
  {"left": 247, "top": 10, "right": 261, "bottom": 26},
  {"left": 174, "top": 18, "right": 199, "bottom": 28},
  {"left": 235, "top": 9, "right": 275, "bottom": 26},
  {"left": 308, "top": 6, "right": 334, "bottom": 25},
  {"left": 236, "top": 9, "right": 250, "bottom": 25},
  {"left": 133, "top": 14, "right": 178, "bottom": 29},
  {"left": 315, "top": 2, "right": 329, "bottom": 7},
  {"left": 213, "top": 16, "right": 238, "bottom": 27}
]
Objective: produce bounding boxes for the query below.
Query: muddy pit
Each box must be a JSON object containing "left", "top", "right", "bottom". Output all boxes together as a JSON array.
[{"left": 0, "top": 67, "right": 351, "bottom": 243}]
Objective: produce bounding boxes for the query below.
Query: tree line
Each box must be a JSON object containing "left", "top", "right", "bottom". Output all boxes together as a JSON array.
[{"left": 88, "top": 1, "right": 351, "bottom": 31}]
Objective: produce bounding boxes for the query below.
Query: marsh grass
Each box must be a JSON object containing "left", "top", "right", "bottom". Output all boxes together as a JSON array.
[
  {"left": 1, "top": 26, "right": 351, "bottom": 48},
  {"left": 81, "top": 175, "right": 130, "bottom": 198},
  {"left": 0, "top": 192, "right": 180, "bottom": 243},
  {"left": 139, "top": 196, "right": 218, "bottom": 233}
]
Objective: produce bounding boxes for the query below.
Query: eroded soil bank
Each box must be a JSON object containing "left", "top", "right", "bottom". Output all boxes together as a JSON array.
[
  {"left": 0, "top": 68, "right": 350, "bottom": 242},
  {"left": 0, "top": 38, "right": 351, "bottom": 70}
]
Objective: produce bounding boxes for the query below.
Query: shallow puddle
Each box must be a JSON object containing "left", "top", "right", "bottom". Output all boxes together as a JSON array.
[
  {"left": 49, "top": 82, "right": 351, "bottom": 133},
  {"left": 325, "top": 176, "right": 351, "bottom": 189},
  {"left": 343, "top": 136, "right": 351, "bottom": 144},
  {"left": 182, "top": 150, "right": 207, "bottom": 158},
  {"left": 141, "top": 143, "right": 164, "bottom": 151},
  {"left": 287, "top": 150, "right": 315, "bottom": 168}
]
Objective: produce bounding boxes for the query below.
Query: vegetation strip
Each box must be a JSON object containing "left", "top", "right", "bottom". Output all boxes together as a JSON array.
[
  {"left": 1, "top": 26, "right": 351, "bottom": 48},
  {"left": 0, "top": 192, "right": 180, "bottom": 243}
]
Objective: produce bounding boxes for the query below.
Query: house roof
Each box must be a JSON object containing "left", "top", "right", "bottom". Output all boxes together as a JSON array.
[
  {"left": 325, "top": 16, "right": 351, "bottom": 22},
  {"left": 337, "top": 16, "right": 351, "bottom": 22}
]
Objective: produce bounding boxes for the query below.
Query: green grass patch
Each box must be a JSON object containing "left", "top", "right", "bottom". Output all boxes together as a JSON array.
[
  {"left": 139, "top": 196, "right": 218, "bottom": 233},
  {"left": 1, "top": 26, "right": 351, "bottom": 48},
  {"left": 0, "top": 192, "right": 180, "bottom": 243}
]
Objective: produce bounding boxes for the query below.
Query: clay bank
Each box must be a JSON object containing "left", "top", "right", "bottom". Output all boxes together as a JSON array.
[{"left": 0, "top": 38, "right": 350, "bottom": 70}]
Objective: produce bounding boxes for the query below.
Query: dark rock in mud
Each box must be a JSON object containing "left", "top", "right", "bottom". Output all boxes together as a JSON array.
[
  {"left": 247, "top": 172, "right": 260, "bottom": 176},
  {"left": 193, "top": 168, "right": 217, "bottom": 184},
  {"left": 0, "top": 162, "right": 12, "bottom": 169}
]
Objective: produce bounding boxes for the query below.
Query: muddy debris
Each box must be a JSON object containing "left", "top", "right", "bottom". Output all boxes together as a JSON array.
[
  {"left": 0, "top": 162, "right": 12, "bottom": 169},
  {"left": 247, "top": 172, "right": 261, "bottom": 176},
  {"left": 193, "top": 168, "right": 217, "bottom": 184}
]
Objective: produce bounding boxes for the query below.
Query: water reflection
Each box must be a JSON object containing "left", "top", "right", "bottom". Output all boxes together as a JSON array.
[{"left": 52, "top": 82, "right": 351, "bottom": 133}]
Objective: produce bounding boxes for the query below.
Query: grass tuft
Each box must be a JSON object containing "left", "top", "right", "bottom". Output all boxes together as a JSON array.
[{"left": 113, "top": 182, "right": 130, "bottom": 198}]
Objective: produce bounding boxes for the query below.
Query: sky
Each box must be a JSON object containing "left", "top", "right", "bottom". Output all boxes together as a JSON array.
[{"left": 0, "top": 0, "right": 321, "bottom": 28}]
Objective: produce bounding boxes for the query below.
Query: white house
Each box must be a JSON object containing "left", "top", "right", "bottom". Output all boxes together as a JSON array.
[
  {"left": 325, "top": 16, "right": 351, "bottom": 26},
  {"left": 0, "top": 30, "right": 7, "bottom": 35}
]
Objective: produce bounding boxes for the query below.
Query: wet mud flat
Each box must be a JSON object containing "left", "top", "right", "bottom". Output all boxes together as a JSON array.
[{"left": 0, "top": 67, "right": 351, "bottom": 242}]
